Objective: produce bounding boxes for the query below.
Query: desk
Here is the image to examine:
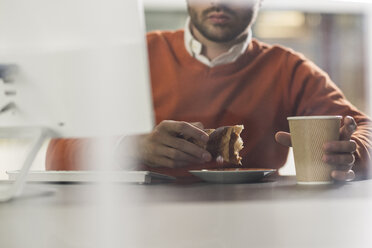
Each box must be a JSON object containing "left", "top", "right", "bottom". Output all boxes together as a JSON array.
[{"left": 0, "top": 176, "right": 371, "bottom": 248}]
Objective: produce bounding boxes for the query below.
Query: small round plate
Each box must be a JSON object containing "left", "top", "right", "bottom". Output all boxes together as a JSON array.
[{"left": 189, "top": 168, "right": 276, "bottom": 184}]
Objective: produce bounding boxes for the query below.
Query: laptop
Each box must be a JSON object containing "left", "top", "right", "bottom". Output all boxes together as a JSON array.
[
  {"left": 0, "top": 127, "right": 49, "bottom": 202},
  {"left": 0, "top": 0, "right": 153, "bottom": 201}
]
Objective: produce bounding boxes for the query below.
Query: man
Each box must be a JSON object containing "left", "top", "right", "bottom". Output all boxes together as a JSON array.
[{"left": 47, "top": 0, "right": 372, "bottom": 181}]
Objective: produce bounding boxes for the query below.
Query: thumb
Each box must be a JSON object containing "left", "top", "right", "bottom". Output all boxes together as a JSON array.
[
  {"left": 275, "top": 131, "right": 292, "bottom": 147},
  {"left": 340, "top": 116, "right": 357, "bottom": 140},
  {"left": 190, "top": 122, "right": 204, "bottom": 129}
]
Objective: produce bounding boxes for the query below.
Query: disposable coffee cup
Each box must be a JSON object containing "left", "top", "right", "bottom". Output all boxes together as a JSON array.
[{"left": 287, "top": 116, "right": 342, "bottom": 185}]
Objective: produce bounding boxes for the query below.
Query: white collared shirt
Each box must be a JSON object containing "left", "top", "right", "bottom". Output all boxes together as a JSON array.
[{"left": 184, "top": 17, "right": 252, "bottom": 67}]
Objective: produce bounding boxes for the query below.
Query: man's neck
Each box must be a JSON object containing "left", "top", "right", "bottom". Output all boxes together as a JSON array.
[{"left": 190, "top": 24, "right": 248, "bottom": 61}]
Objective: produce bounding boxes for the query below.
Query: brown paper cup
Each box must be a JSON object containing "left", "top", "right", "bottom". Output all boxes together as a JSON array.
[{"left": 287, "top": 116, "right": 342, "bottom": 184}]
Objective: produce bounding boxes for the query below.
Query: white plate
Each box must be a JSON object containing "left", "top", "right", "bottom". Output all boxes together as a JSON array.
[{"left": 189, "top": 168, "right": 276, "bottom": 184}]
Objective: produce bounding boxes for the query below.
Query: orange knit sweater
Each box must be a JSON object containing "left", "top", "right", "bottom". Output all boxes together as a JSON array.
[{"left": 46, "top": 30, "right": 372, "bottom": 179}]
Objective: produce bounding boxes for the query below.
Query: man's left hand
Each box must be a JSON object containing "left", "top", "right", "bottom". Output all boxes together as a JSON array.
[{"left": 275, "top": 115, "right": 357, "bottom": 182}]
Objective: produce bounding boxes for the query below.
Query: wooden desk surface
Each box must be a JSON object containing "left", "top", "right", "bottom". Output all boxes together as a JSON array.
[{"left": 0, "top": 176, "right": 371, "bottom": 248}]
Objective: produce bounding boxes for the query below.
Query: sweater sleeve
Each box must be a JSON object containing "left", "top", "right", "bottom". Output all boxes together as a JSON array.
[
  {"left": 288, "top": 55, "right": 372, "bottom": 179},
  {"left": 46, "top": 136, "right": 127, "bottom": 171},
  {"left": 45, "top": 138, "right": 93, "bottom": 170}
]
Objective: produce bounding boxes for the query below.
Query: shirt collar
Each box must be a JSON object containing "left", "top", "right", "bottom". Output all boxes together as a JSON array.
[{"left": 184, "top": 17, "right": 252, "bottom": 67}]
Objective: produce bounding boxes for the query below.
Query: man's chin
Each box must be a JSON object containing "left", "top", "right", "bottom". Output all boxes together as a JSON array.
[
  {"left": 199, "top": 30, "right": 232, "bottom": 42},
  {"left": 204, "top": 34, "right": 237, "bottom": 43}
]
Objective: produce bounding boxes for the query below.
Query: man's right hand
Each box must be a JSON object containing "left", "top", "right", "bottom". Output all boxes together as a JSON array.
[{"left": 135, "top": 120, "right": 212, "bottom": 168}]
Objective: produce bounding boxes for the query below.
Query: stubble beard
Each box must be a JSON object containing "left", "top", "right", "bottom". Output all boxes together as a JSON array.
[{"left": 188, "top": 6, "right": 255, "bottom": 43}]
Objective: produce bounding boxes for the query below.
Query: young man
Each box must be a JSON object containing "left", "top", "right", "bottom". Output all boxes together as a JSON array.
[{"left": 47, "top": 0, "right": 372, "bottom": 181}]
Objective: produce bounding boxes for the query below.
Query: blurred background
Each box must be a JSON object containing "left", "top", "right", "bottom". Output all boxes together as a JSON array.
[
  {"left": 0, "top": 0, "right": 371, "bottom": 179},
  {"left": 145, "top": 0, "right": 370, "bottom": 112}
]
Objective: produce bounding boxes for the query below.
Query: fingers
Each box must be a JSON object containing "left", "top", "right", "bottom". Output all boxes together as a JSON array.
[
  {"left": 323, "top": 153, "right": 355, "bottom": 166},
  {"left": 154, "top": 138, "right": 211, "bottom": 165},
  {"left": 146, "top": 144, "right": 209, "bottom": 168},
  {"left": 157, "top": 120, "right": 209, "bottom": 144},
  {"left": 331, "top": 170, "right": 355, "bottom": 181},
  {"left": 323, "top": 135, "right": 356, "bottom": 166},
  {"left": 325, "top": 152, "right": 355, "bottom": 181},
  {"left": 325, "top": 151, "right": 355, "bottom": 181},
  {"left": 144, "top": 143, "right": 210, "bottom": 168},
  {"left": 340, "top": 116, "right": 357, "bottom": 141},
  {"left": 141, "top": 120, "right": 212, "bottom": 168},
  {"left": 323, "top": 140, "right": 357, "bottom": 153},
  {"left": 275, "top": 131, "right": 292, "bottom": 147},
  {"left": 324, "top": 116, "right": 357, "bottom": 182},
  {"left": 155, "top": 131, "right": 211, "bottom": 160}
]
